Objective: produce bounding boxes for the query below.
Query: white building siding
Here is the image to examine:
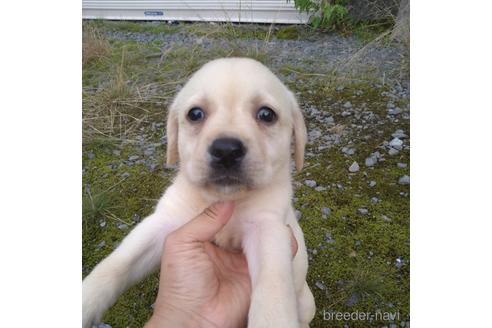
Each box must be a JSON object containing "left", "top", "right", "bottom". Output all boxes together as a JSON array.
[{"left": 82, "top": 0, "right": 308, "bottom": 24}]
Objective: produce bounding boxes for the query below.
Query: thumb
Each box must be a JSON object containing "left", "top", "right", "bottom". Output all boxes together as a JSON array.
[{"left": 171, "top": 201, "right": 235, "bottom": 243}]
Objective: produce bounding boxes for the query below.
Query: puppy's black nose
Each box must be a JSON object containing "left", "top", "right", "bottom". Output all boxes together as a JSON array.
[{"left": 209, "top": 138, "right": 246, "bottom": 169}]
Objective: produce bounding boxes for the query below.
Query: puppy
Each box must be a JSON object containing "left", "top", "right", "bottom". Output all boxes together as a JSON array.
[{"left": 82, "top": 58, "right": 316, "bottom": 328}]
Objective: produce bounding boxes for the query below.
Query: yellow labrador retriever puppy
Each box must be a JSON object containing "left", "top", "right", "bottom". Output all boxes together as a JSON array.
[{"left": 82, "top": 58, "right": 316, "bottom": 328}]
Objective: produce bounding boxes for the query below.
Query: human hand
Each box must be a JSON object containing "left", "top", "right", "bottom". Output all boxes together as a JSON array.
[{"left": 145, "top": 202, "right": 298, "bottom": 328}]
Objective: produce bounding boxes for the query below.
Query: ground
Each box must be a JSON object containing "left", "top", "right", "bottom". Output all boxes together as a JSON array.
[{"left": 83, "top": 20, "right": 409, "bottom": 328}]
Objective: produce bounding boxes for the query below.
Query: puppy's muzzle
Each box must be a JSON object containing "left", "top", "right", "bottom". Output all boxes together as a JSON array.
[{"left": 209, "top": 137, "right": 246, "bottom": 170}]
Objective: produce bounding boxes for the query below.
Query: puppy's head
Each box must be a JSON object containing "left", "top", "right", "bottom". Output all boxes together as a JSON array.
[{"left": 166, "top": 58, "right": 306, "bottom": 196}]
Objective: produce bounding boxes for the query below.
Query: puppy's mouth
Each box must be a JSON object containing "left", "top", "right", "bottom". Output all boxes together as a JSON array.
[{"left": 207, "top": 172, "right": 245, "bottom": 186}]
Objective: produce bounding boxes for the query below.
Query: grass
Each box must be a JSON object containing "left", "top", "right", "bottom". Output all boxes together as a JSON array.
[{"left": 82, "top": 20, "right": 409, "bottom": 327}]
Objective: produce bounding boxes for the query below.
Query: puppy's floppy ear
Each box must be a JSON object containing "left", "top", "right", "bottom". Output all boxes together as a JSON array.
[
  {"left": 166, "top": 105, "right": 179, "bottom": 166},
  {"left": 290, "top": 93, "right": 307, "bottom": 172}
]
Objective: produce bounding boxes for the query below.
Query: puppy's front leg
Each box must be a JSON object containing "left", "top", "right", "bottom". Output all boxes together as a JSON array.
[
  {"left": 243, "top": 218, "right": 299, "bottom": 328},
  {"left": 82, "top": 211, "right": 181, "bottom": 328}
]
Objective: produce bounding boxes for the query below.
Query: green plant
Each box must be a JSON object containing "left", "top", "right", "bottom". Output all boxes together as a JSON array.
[{"left": 292, "top": 0, "right": 350, "bottom": 30}]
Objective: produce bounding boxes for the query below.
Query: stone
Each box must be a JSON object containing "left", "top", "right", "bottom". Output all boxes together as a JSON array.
[
  {"left": 389, "top": 138, "right": 403, "bottom": 150},
  {"left": 388, "top": 148, "right": 400, "bottom": 156},
  {"left": 121, "top": 172, "right": 130, "bottom": 179},
  {"left": 397, "top": 162, "right": 408, "bottom": 168},
  {"left": 112, "top": 150, "right": 121, "bottom": 157},
  {"left": 87, "top": 151, "right": 95, "bottom": 159},
  {"left": 395, "top": 257, "right": 404, "bottom": 269},
  {"left": 325, "top": 232, "right": 335, "bottom": 244},
  {"left": 346, "top": 293, "right": 359, "bottom": 306},
  {"left": 304, "top": 180, "right": 317, "bottom": 188},
  {"left": 342, "top": 147, "right": 355, "bottom": 155},
  {"left": 392, "top": 129, "right": 407, "bottom": 139},
  {"left": 358, "top": 208, "right": 369, "bottom": 215},
  {"left": 117, "top": 223, "right": 128, "bottom": 230},
  {"left": 128, "top": 155, "right": 140, "bottom": 161},
  {"left": 295, "top": 210, "right": 302, "bottom": 221},
  {"left": 321, "top": 207, "right": 331, "bottom": 217},
  {"left": 341, "top": 111, "right": 352, "bottom": 117},
  {"left": 343, "top": 101, "right": 352, "bottom": 108},
  {"left": 144, "top": 148, "right": 155, "bottom": 156},
  {"left": 315, "top": 186, "right": 327, "bottom": 192},
  {"left": 96, "top": 240, "right": 106, "bottom": 250},
  {"left": 315, "top": 281, "right": 326, "bottom": 290},
  {"left": 348, "top": 161, "right": 360, "bottom": 172},
  {"left": 365, "top": 155, "right": 377, "bottom": 167},
  {"left": 388, "top": 107, "right": 403, "bottom": 115},
  {"left": 369, "top": 180, "right": 377, "bottom": 188},
  {"left": 398, "top": 175, "right": 410, "bottom": 185},
  {"left": 381, "top": 215, "right": 392, "bottom": 222},
  {"left": 371, "top": 197, "right": 379, "bottom": 204}
]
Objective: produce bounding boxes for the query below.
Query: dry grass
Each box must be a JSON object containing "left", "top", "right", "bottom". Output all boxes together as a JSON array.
[{"left": 83, "top": 24, "right": 111, "bottom": 66}]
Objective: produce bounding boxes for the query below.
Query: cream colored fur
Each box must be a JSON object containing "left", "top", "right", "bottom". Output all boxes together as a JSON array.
[{"left": 82, "top": 58, "right": 315, "bottom": 328}]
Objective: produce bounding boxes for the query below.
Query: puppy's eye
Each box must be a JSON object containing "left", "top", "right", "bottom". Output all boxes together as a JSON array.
[
  {"left": 187, "top": 107, "right": 205, "bottom": 122},
  {"left": 256, "top": 106, "right": 277, "bottom": 124}
]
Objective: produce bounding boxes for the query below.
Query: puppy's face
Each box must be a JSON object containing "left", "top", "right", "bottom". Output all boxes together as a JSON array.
[{"left": 166, "top": 58, "right": 306, "bottom": 195}]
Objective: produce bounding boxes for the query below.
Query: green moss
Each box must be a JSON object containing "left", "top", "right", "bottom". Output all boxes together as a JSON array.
[{"left": 276, "top": 26, "right": 301, "bottom": 40}]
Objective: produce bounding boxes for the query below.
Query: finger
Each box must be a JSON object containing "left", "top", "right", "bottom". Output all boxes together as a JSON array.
[
  {"left": 287, "top": 225, "right": 298, "bottom": 258},
  {"left": 171, "top": 201, "right": 235, "bottom": 243}
]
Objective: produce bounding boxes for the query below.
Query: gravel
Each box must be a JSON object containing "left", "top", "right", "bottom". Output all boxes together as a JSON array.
[
  {"left": 105, "top": 29, "right": 407, "bottom": 82},
  {"left": 348, "top": 161, "right": 360, "bottom": 172},
  {"left": 304, "top": 180, "right": 317, "bottom": 188},
  {"left": 365, "top": 155, "right": 378, "bottom": 167},
  {"left": 398, "top": 175, "right": 410, "bottom": 185},
  {"left": 389, "top": 137, "right": 404, "bottom": 150}
]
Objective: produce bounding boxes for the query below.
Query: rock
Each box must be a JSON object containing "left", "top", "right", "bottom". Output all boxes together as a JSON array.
[
  {"left": 128, "top": 155, "right": 140, "bottom": 161},
  {"left": 388, "top": 148, "right": 400, "bottom": 156},
  {"left": 369, "top": 180, "right": 377, "bottom": 188},
  {"left": 325, "top": 232, "right": 335, "bottom": 244},
  {"left": 117, "top": 223, "right": 128, "bottom": 230},
  {"left": 315, "top": 281, "right": 326, "bottom": 290},
  {"left": 321, "top": 207, "right": 331, "bottom": 217},
  {"left": 365, "top": 155, "right": 377, "bottom": 167},
  {"left": 295, "top": 210, "right": 302, "bottom": 221},
  {"left": 121, "top": 172, "right": 130, "bottom": 179},
  {"left": 96, "top": 240, "right": 106, "bottom": 250},
  {"left": 98, "top": 324, "right": 112, "bottom": 328},
  {"left": 144, "top": 148, "right": 155, "bottom": 156},
  {"left": 397, "top": 162, "right": 408, "bottom": 168},
  {"left": 358, "top": 208, "right": 369, "bottom": 215},
  {"left": 325, "top": 116, "right": 335, "bottom": 124},
  {"left": 342, "top": 147, "right": 355, "bottom": 155},
  {"left": 87, "top": 151, "right": 95, "bottom": 159},
  {"left": 336, "top": 85, "right": 344, "bottom": 92},
  {"left": 341, "top": 111, "right": 352, "bottom": 117},
  {"left": 392, "top": 129, "right": 407, "bottom": 139},
  {"left": 395, "top": 257, "right": 404, "bottom": 269},
  {"left": 304, "top": 180, "right": 317, "bottom": 188},
  {"left": 315, "top": 186, "right": 327, "bottom": 192},
  {"left": 387, "top": 101, "right": 395, "bottom": 108},
  {"left": 348, "top": 161, "right": 360, "bottom": 172},
  {"left": 308, "top": 128, "right": 322, "bottom": 141},
  {"left": 133, "top": 213, "right": 141, "bottom": 223},
  {"left": 389, "top": 138, "right": 403, "bottom": 150},
  {"left": 112, "top": 150, "right": 121, "bottom": 156},
  {"left": 371, "top": 197, "right": 379, "bottom": 203},
  {"left": 346, "top": 293, "right": 359, "bottom": 306},
  {"left": 381, "top": 215, "right": 392, "bottom": 222},
  {"left": 388, "top": 107, "right": 403, "bottom": 115},
  {"left": 389, "top": 324, "right": 398, "bottom": 328},
  {"left": 99, "top": 221, "right": 106, "bottom": 227},
  {"left": 343, "top": 101, "right": 352, "bottom": 108},
  {"left": 398, "top": 175, "right": 410, "bottom": 185}
]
